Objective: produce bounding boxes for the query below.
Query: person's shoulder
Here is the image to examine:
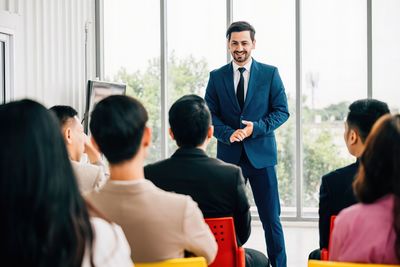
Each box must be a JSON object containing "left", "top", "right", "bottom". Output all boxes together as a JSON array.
[
  {"left": 321, "top": 162, "right": 358, "bottom": 184},
  {"left": 149, "top": 180, "right": 192, "bottom": 200},
  {"left": 71, "top": 160, "right": 101, "bottom": 173},
  {"left": 210, "top": 62, "right": 231, "bottom": 74},
  {"left": 208, "top": 157, "right": 242, "bottom": 173},
  {"left": 144, "top": 158, "right": 171, "bottom": 173},
  {"left": 89, "top": 217, "right": 132, "bottom": 267},
  {"left": 253, "top": 60, "right": 277, "bottom": 71}
]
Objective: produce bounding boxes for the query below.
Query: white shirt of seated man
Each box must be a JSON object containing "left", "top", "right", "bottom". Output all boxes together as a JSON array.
[{"left": 62, "top": 115, "right": 108, "bottom": 192}]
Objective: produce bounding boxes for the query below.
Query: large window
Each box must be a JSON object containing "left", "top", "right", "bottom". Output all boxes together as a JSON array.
[
  {"left": 104, "top": 0, "right": 161, "bottom": 162},
  {"left": 372, "top": 0, "right": 400, "bottom": 113},
  {"left": 166, "top": 0, "right": 226, "bottom": 156},
  {"left": 103, "top": 0, "right": 396, "bottom": 220},
  {"left": 301, "top": 0, "right": 367, "bottom": 216}
]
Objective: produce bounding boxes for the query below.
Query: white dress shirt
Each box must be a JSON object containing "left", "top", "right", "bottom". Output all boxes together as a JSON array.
[{"left": 232, "top": 59, "right": 252, "bottom": 101}]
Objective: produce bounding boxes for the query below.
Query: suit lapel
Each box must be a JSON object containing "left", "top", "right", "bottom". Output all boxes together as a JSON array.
[
  {"left": 222, "top": 63, "right": 241, "bottom": 111},
  {"left": 243, "top": 59, "right": 259, "bottom": 111}
]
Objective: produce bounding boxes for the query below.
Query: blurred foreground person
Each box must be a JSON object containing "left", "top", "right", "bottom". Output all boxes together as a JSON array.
[{"left": 0, "top": 99, "right": 132, "bottom": 267}]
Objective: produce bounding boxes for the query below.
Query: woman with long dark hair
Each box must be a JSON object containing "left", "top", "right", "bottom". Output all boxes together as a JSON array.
[
  {"left": 0, "top": 99, "right": 133, "bottom": 267},
  {"left": 330, "top": 114, "right": 400, "bottom": 264}
]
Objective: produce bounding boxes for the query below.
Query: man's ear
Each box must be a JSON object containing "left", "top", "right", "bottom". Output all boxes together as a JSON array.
[
  {"left": 207, "top": 125, "right": 214, "bottom": 139},
  {"left": 168, "top": 128, "right": 175, "bottom": 140},
  {"left": 348, "top": 129, "right": 359, "bottom": 145},
  {"left": 64, "top": 127, "right": 73, "bottom": 144},
  {"left": 142, "top": 127, "right": 152, "bottom": 148},
  {"left": 252, "top": 38, "right": 256, "bottom": 49}
]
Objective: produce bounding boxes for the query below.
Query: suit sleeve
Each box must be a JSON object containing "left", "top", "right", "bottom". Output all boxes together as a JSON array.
[
  {"left": 205, "top": 71, "right": 235, "bottom": 145},
  {"left": 233, "top": 169, "right": 251, "bottom": 246},
  {"left": 182, "top": 197, "right": 217, "bottom": 264},
  {"left": 319, "top": 176, "right": 331, "bottom": 249},
  {"left": 252, "top": 68, "right": 290, "bottom": 138}
]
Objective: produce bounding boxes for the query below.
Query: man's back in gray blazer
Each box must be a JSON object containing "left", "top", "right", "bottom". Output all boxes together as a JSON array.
[{"left": 86, "top": 179, "right": 217, "bottom": 264}]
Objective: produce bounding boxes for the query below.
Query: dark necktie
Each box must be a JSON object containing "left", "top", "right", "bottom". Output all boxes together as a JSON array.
[{"left": 237, "top": 67, "right": 245, "bottom": 109}]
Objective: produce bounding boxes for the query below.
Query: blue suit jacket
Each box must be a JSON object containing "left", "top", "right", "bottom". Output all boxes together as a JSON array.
[{"left": 205, "top": 59, "right": 289, "bottom": 169}]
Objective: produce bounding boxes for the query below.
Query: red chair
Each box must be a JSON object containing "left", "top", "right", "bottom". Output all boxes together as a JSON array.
[
  {"left": 205, "top": 217, "right": 245, "bottom": 267},
  {"left": 321, "top": 215, "right": 337, "bottom": 261}
]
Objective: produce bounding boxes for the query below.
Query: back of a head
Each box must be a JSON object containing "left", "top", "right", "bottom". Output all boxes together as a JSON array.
[
  {"left": 346, "top": 99, "right": 390, "bottom": 142},
  {"left": 0, "top": 99, "right": 92, "bottom": 266},
  {"left": 353, "top": 114, "right": 400, "bottom": 259},
  {"left": 354, "top": 114, "right": 400, "bottom": 202},
  {"left": 169, "top": 94, "right": 211, "bottom": 148},
  {"left": 90, "top": 95, "right": 148, "bottom": 164},
  {"left": 49, "top": 105, "right": 78, "bottom": 127},
  {"left": 226, "top": 21, "right": 256, "bottom": 41}
]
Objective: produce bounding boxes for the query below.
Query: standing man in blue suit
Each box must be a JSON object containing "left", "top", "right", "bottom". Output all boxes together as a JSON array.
[{"left": 205, "top": 21, "right": 289, "bottom": 267}]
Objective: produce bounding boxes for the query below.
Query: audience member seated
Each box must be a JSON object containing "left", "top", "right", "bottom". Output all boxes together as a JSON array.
[
  {"left": 86, "top": 95, "right": 217, "bottom": 264},
  {"left": 50, "top": 105, "right": 108, "bottom": 194},
  {"left": 0, "top": 99, "right": 132, "bottom": 267},
  {"left": 309, "top": 99, "right": 390, "bottom": 260},
  {"left": 145, "top": 94, "right": 269, "bottom": 267},
  {"left": 329, "top": 114, "right": 400, "bottom": 264}
]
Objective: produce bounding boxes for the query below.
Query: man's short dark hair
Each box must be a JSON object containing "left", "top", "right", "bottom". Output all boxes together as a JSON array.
[
  {"left": 347, "top": 99, "right": 390, "bottom": 142},
  {"left": 49, "top": 105, "right": 78, "bottom": 126},
  {"left": 89, "top": 95, "right": 148, "bottom": 164},
  {"left": 169, "top": 94, "right": 211, "bottom": 148},
  {"left": 226, "top": 21, "right": 256, "bottom": 41}
]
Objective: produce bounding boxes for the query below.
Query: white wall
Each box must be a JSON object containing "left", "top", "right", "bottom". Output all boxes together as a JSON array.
[{"left": 0, "top": 0, "right": 96, "bottom": 115}]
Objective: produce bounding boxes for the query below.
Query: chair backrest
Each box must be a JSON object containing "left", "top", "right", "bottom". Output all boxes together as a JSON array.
[
  {"left": 321, "top": 215, "right": 338, "bottom": 261},
  {"left": 135, "top": 257, "right": 207, "bottom": 267},
  {"left": 205, "top": 217, "right": 245, "bottom": 267},
  {"left": 308, "top": 260, "right": 400, "bottom": 267},
  {"left": 328, "top": 215, "right": 337, "bottom": 252}
]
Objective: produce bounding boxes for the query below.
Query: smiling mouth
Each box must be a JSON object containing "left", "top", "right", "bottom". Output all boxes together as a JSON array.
[{"left": 234, "top": 52, "right": 246, "bottom": 57}]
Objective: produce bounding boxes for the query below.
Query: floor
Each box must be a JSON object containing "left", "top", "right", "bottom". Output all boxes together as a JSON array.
[{"left": 244, "top": 221, "right": 319, "bottom": 267}]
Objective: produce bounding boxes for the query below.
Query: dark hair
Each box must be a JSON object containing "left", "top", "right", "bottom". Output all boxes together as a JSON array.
[
  {"left": 0, "top": 99, "right": 94, "bottom": 267},
  {"left": 353, "top": 114, "right": 400, "bottom": 259},
  {"left": 89, "top": 95, "right": 148, "bottom": 164},
  {"left": 346, "top": 99, "right": 390, "bottom": 142},
  {"left": 49, "top": 105, "right": 79, "bottom": 126},
  {"left": 226, "top": 21, "right": 256, "bottom": 41},
  {"left": 169, "top": 94, "right": 211, "bottom": 148}
]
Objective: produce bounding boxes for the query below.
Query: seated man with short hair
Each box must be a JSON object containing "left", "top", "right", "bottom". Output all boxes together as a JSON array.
[
  {"left": 145, "top": 94, "right": 269, "bottom": 267},
  {"left": 50, "top": 105, "right": 108, "bottom": 194},
  {"left": 86, "top": 95, "right": 217, "bottom": 264},
  {"left": 309, "top": 99, "right": 390, "bottom": 260}
]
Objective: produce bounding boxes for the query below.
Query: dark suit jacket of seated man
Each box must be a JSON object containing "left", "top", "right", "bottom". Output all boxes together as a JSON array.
[
  {"left": 145, "top": 146, "right": 250, "bottom": 245},
  {"left": 145, "top": 94, "right": 269, "bottom": 267}
]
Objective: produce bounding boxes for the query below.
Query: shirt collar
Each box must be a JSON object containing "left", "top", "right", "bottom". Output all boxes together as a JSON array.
[
  {"left": 232, "top": 58, "right": 252, "bottom": 73},
  {"left": 110, "top": 178, "right": 145, "bottom": 185}
]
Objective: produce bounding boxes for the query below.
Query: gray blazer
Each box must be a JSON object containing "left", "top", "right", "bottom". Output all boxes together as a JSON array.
[{"left": 86, "top": 179, "right": 217, "bottom": 264}]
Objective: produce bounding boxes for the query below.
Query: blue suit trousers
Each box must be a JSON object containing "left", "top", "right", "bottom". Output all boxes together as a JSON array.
[{"left": 239, "top": 152, "right": 287, "bottom": 267}]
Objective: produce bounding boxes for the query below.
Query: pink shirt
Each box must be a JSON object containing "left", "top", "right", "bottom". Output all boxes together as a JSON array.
[{"left": 329, "top": 194, "right": 399, "bottom": 264}]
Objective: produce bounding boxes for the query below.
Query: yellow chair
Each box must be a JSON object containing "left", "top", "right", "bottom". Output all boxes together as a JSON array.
[
  {"left": 309, "top": 260, "right": 400, "bottom": 267},
  {"left": 135, "top": 257, "right": 207, "bottom": 267}
]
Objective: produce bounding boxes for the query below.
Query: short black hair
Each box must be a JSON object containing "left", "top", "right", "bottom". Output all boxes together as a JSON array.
[
  {"left": 347, "top": 99, "right": 390, "bottom": 142},
  {"left": 226, "top": 21, "right": 256, "bottom": 41},
  {"left": 49, "top": 105, "right": 78, "bottom": 126},
  {"left": 169, "top": 94, "right": 211, "bottom": 148},
  {"left": 89, "top": 95, "right": 148, "bottom": 164}
]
